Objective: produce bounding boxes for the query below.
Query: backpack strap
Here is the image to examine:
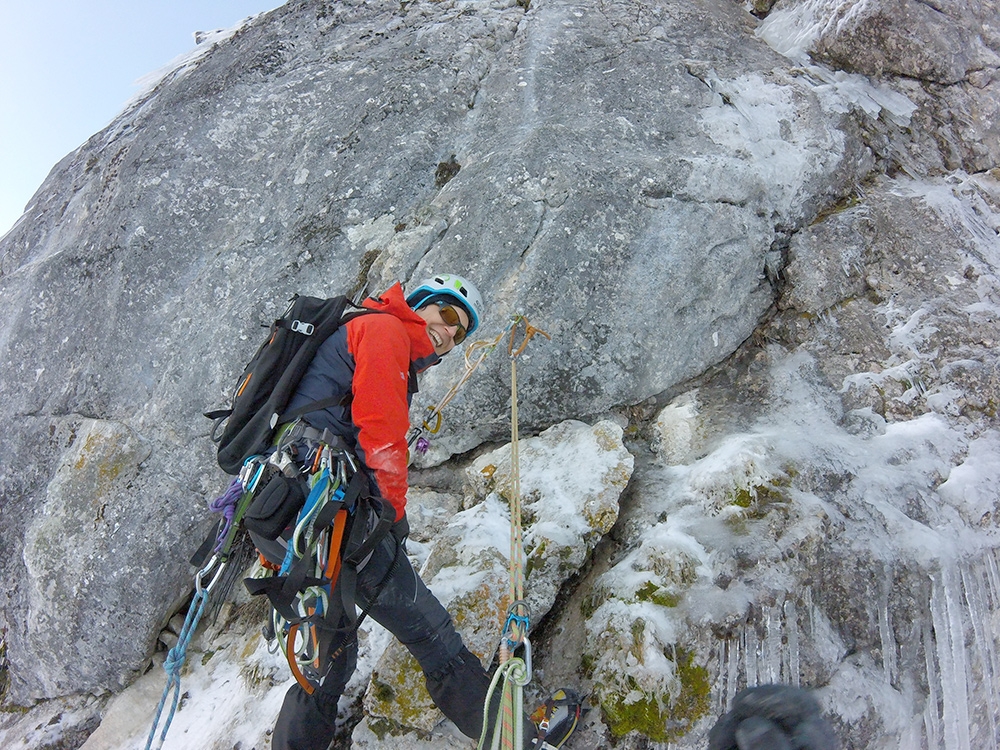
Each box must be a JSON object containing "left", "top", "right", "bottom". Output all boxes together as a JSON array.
[
  {"left": 277, "top": 393, "right": 352, "bottom": 426},
  {"left": 272, "top": 308, "right": 384, "bottom": 428}
]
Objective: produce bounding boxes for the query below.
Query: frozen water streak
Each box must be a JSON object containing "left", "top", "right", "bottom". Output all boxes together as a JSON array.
[{"left": 713, "top": 551, "right": 1000, "bottom": 749}]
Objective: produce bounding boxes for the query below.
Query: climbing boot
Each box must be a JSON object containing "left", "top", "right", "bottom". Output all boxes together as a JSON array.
[{"left": 529, "top": 688, "right": 586, "bottom": 748}]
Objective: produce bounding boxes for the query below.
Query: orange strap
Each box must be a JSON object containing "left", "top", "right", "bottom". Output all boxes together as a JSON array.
[
  {"left": 258, "top": 553, "right": 282, "bottom": 572},
  {"left": 324, "top": 509, "right": 349, "bottom": 583},
  {"left": 507, "top": 318, "right": 551, "bottom": 358},
  {"left": 285, "top": 623, "right": 316, "bottom": 695}
]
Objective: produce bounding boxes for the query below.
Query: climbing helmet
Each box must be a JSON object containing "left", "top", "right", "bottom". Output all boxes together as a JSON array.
[{"left": 406, "top": 273, "right": 483, "bottom": 337}]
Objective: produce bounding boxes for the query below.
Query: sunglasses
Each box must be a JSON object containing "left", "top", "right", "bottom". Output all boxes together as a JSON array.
[{"left": 436, "top": 302, "right": 468, "bottom": 344}]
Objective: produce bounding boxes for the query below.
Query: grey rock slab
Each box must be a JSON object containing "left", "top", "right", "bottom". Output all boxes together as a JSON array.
[{"left": 406, "top": 0, "right": 879, "bottom": 458}]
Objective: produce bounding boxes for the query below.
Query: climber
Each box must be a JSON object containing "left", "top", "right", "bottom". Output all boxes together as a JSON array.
[{"left": 249, "top": 274, "right": 581, "bottom": 750}]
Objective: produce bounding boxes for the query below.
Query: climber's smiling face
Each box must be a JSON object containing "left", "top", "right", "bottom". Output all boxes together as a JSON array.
[{"left": 416, "top": 301, "right": 469, "bottom": 356}]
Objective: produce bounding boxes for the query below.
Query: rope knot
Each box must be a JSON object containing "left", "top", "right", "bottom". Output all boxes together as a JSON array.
[
  {"left": 163, "top": 644, "right": 187, "bottom": 675},
  {"left": 505, "top": 656, "right": 530, "bottom": 687}
]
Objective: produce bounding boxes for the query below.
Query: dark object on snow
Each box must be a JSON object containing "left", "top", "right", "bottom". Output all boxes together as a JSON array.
[{"left": 708, "top": 685, "right": 839, "bottom": 750}]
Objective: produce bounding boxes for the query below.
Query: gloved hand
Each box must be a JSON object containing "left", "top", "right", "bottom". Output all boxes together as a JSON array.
[{"left": 708, "top": 685, "right": 838, "bottom": 750}]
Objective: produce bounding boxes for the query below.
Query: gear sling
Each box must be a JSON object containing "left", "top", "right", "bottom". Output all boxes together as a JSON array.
[
  {"left": 242, "top": 431, "right": 397, "bottom": 693},
  {"left": 204, "top": 293, "right": 397, "bottom": 692}
]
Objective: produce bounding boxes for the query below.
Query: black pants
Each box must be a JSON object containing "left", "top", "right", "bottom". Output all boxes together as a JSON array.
[{"left": 267, "top": 531, "right": 522, "bottom": 750}]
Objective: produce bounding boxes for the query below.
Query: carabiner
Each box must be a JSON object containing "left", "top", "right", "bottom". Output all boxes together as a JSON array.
[
  {"left": 423, "top": 407, "right": 444, "bottom": 434},
  {"left": 195, "top": 554, "right": 228, "bottom": 595},
  {"left": 520, "top": 637, "right": 532, "bottom": 683},
  {"left": 246, "top": 462, "right": 266, "bottom": 493},
  {"left": 336, "top": 457, "right": 348, "bottom": 489},
  {"left": 503, "top": 637, "right": 532, "bottom": 686}
]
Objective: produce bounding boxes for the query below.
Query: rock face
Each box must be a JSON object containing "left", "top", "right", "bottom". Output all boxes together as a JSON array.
[
  {"left": 361, "top": 419, "right": 632, "bottom": 736},
  {"left": 760, "top": 0, "right": 1000, "bottom": 173},
  {"left": 22, "top": 420, "right": 152, "bottom": 698},
  {"left": 0, "top": 0, "right": 998, "bottom": 749}
]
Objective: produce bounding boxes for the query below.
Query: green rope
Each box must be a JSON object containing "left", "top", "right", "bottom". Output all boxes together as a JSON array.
[
  {"left": 478, "top": 656, "right": 530, "bottom": 750},
  {"left": 508, "top": 356, "right": 527, "bottom": 637}
]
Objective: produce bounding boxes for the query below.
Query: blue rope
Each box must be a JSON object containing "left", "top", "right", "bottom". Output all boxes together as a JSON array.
[
  {"left": 144, "top": 585, "right": 210, "bottom": 750},
  {"left": 144, "top": 462, "right": 262, "bottom": 748}
]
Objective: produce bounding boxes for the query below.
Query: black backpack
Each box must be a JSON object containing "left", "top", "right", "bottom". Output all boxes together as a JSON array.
[{"left": 206, "top": 294, "right": 354, "bottom": 474}]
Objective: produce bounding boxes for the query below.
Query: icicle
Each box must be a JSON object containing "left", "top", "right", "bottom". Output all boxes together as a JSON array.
[
  {"left": 743, "top": 624, "right": 758, "bottom": 688},
  {"left": 764, "top": 603, "right": 783, "bottom": 684},
  {"left": 714, "top": 637, "right": 740, "bottom": 715},
  {"left": 712, "top": 642, "right": 724, "bottom": 716},
  {"left": 922, "top": 611, "right": 942, "bottom": 749},
  {"left": 712, "top": 641, "right": 727, "bottom": 717},
  {"left": 877, "top": 574, "right": 897, "bottom": 686},
  {"left": 960, "top": 557, "right": 1000, "bottom": 750},
  {"left": 929, "top": 565, "right": 972, "bottom": 750},
  {"left": 726, "top": 636, "right": 739, "bottom": 709},
  {"left": 783, "top": 597, "right": 800, "bottom": 688},
  {"left": 987, "top": 550, "right": 1000, "bottom": 686},
  {"left": 985, "top": 548, "right": 1000, "bottom": 615}
]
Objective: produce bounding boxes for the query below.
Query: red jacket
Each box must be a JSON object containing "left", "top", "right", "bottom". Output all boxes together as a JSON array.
[{"left": 286, "top": 283, "right": 438, "bottom": 520}]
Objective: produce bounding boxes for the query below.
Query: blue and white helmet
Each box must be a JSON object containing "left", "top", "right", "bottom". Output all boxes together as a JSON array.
[{"left": 406, "top": 273, "right": 483, "bottom": 336}]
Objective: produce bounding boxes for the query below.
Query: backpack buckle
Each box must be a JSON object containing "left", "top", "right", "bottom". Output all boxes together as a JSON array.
[{"left": 290, "top": 320, "right": 314, "bottom": 335}]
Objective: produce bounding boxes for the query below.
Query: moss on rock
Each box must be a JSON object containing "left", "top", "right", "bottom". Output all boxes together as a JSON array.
[
  {"left": 635, "top": 581, "right": 681, "bottom": 608},
  {"left": 598, "top": 648, "right": 710, "bottom": 742}
]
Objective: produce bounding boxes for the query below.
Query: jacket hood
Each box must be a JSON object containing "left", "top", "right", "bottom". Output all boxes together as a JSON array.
[{"left": 363, "top": 282, "right": 440, "bottom": 371}]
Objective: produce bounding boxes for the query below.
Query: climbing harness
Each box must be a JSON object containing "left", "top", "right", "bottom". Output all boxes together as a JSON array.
[
  {"left": 242, "top": 428, "right": 395, "bottom": 695},
  {"left": 477, "top": 316, "right": 550, "bottom": 750}
]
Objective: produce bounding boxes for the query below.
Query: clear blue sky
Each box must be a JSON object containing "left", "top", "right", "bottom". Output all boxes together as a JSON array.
[{"left": 0, "top": 1, "right": 285, "bottom": 239}]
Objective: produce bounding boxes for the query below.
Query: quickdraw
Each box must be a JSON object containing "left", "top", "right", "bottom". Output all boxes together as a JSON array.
[
  {"left": 145, "top": 551, "right": 230, "bottom": 750},
  {"left": 145, "top": 453, "right": 267, "bottom": 750},
  {"left": 271, "top": 470, "right": 348, "bottom": 695},
  {"left": 266, "top": 448, "right": 352, "bottom": 695}
]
